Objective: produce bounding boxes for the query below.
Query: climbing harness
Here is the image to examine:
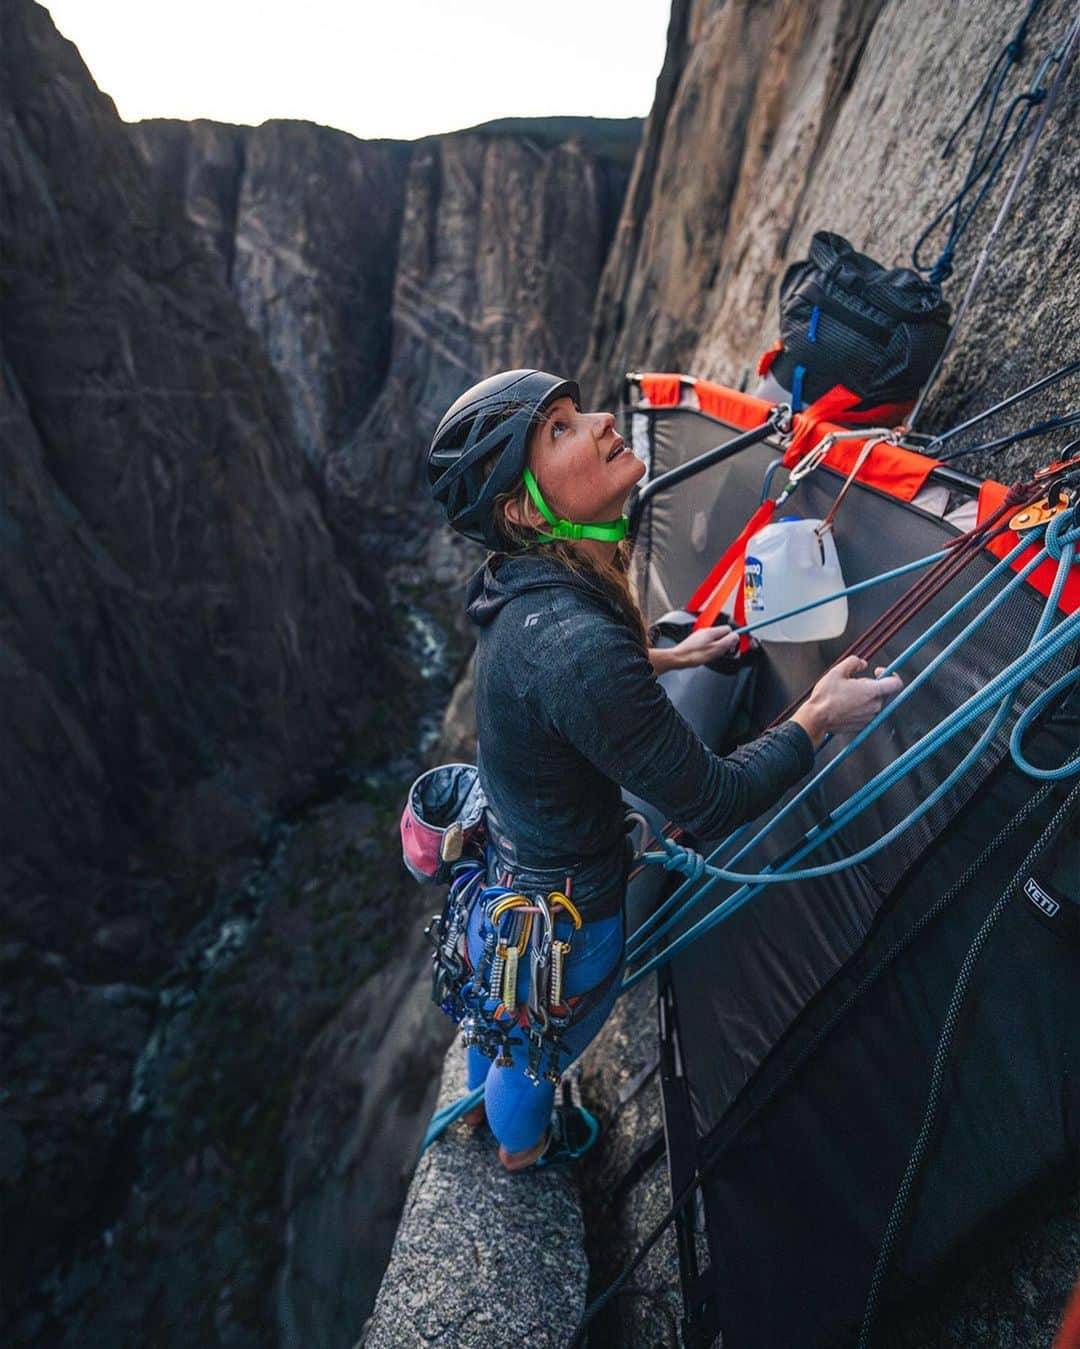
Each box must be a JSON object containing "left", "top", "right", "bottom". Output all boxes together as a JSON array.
[
  {"left": 403, "top": 763, "right": 614, "bottom": 1082},
  {"left": 420, "top": 843, "right": 618, "bottom": 1088}
]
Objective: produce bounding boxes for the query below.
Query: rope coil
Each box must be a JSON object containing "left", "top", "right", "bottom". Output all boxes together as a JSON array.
[{"left": 626, "top": 506, "right": 1078, "bottom": 980}]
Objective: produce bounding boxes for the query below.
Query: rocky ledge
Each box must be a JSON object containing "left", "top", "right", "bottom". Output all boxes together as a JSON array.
[{"left": 368, "top": 980, "right": 1080, "bottom": 1348}]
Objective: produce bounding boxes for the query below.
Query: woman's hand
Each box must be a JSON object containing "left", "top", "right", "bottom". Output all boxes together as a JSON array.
[
  {"left": 791, "top": 657, "right": 904, "bottom": 747},
  {"left": 648, "top": 624, "right": 742, "bottom": 675}
]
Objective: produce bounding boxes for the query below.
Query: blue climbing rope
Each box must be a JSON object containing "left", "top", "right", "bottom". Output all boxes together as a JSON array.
[
  {"left": 1008, "top": 664, "right": 1080, "bottom": 779},
  {"left": 626, "top": 610, "right": 1075, "bottom": 988},
  {"left": 421, "top": 1085, "right": 485, "bottom": 1151},
  {"left": 626, "top": 532, "right": 1042, "bottom": 960},
  {"left": 626, "top": 509, "right": 1078, "bottom": 982}
]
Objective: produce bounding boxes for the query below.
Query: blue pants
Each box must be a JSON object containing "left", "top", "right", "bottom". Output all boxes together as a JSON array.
[{"left": 465, "top": 896, "right": 624, "bottom": 1153}]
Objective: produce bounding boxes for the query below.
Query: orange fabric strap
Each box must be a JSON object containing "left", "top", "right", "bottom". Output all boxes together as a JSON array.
[
  {"left": 692, "top": 559, "right": 742, "bottom": 632},
  {"left": 780, "top": 386, "right": 937, "bottom": 503},
  {"left": 818, "top": 434, "right": 940, "bottom": 503},
  {"left": 783, "top": 384, "right": 914, "bottom": 464},
  {"left": 690, "top": 501, "right": 777, "bottom": 630},
  {"left": 638, "top": 373, "right": 684, "bottom": 407},
  {"left": 757, "top": 340, "right": 783, "bottom": 378},
  {"left": 693, "top": 378, "right": 774, "bottom": 428}
]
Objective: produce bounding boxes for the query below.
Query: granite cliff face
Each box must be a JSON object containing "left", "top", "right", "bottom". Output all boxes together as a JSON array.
[
  {"left": 581, "top": 0, "right": 1079, "bottom": 481},
  {"left": 1, "top": 5, "right": 383, "bottom": 889},
  {"left": 346, "top": 125, "right": 634, "bottom": 498},
  {"left": 1, "top": 0, "right": 391, "bottom": 1328},
  {"left": 131, "top": 119, "right": 411, "bottom": 466},
  {"left": 2, "top": 6, "right": 639, "bottom": 1344},
  {"left": 131, "top": 116, "right": 638, "bottom": 503}
]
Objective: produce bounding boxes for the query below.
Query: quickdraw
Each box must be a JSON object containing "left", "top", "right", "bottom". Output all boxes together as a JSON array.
[
  {"left": 425, "top": 859, "right": 591, "bottom": 1085},
  {"left": 424, "top": 859, "right": 486, "bottom": 1021}
]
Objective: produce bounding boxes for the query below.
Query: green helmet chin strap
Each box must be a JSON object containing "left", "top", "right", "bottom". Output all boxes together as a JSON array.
[{"left": 522, "top": 467, "right": 629, "bottom": 544}]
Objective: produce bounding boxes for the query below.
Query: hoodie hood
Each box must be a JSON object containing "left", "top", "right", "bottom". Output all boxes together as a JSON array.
[{"left": 465, "top": 552, "right": 617, "bottom": 628}]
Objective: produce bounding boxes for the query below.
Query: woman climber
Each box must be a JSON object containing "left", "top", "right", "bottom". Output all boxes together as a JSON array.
[{"left": 425, "top": 368, "right": 903, "bottom": 1171}]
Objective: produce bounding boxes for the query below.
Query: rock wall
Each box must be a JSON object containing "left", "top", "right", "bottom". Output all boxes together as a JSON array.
[
  {"left": 1, "top": 0, "right": 384, "bottom": 1328},
  {"left": 131, "top": 116, "right": 640, "bottom": 499},
  {"left": 131, "top": 119, "right": 411, "bottom": 465},
  {"left": 2, "top": 7, "right": 641, "bottom": 1341},
  {"left": 1, "top": 2, "right": 382, "bottom": 891},
  {"left": 345, "top": 127, "right": 635, "bottom": 498},
  {"left": 581, "top": 0, "right": 1079, "bottom": 483}
]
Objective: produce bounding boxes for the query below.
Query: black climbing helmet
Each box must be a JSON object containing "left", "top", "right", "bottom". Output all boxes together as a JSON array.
[{"left": 427, "top": 368, "right": 580, "bottom": 547}]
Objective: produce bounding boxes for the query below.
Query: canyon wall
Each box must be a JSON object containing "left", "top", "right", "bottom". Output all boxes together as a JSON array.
[
  {"left": 1, "top": 4, "right": 384, "bottom": 893},
  {"left": 1, "top": 1, "right": 392, "bottom": 1327},
  {"left": 1, "top": 4, "right": 639, "bottom": 1343},
  {"left": 581, "top": 0, "right": 1079, "bottom": 482},
  {"left": 346, "top": 125, "right": 634, "bottom": 498},
  {"left": 131, "top": 119, "right": 411, "bottom": 466},
  {"left": 131, "top": 116, "right": 638, "bottom": 503},
  {"left": 8, "top": 0, "right": 1077, "bottom": 1342}
]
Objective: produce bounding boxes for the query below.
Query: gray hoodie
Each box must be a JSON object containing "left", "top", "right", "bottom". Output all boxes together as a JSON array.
[{"left": 466, "top": 551, "right": 814, "bottom": 919}]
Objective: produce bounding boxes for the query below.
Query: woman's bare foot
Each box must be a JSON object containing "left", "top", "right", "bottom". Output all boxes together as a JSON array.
[
  {"left": 462, "top": 1100, "right": 486, "bottom": 1127},
  {"left": 498, "top": 1132, "right": 549, "bottom": 1172}
]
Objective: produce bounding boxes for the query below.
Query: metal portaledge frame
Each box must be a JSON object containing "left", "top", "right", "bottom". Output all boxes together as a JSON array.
[
  {"left": 657, "top": 968, "right": 720, "bottom": 1348},
  {"left": 620, "top": 379, "right": 987, "bottom": 504}
]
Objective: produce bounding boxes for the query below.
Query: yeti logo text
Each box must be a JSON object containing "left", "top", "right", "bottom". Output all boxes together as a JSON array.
[
  {"left": 523, "top": 613, "right": 541, "bottom": 629},
  {"left": 1024, "top": 877, "right": 1059, "bottom": 918}
]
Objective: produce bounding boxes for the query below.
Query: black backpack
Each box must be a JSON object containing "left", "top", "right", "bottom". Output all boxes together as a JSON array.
[{"left": 762, "top": 231, "right": 952, "bottom": 413}]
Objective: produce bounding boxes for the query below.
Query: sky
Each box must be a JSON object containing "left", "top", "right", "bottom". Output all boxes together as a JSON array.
[{"left": 45, "top": 0, "right": 672, "bottom": 141}]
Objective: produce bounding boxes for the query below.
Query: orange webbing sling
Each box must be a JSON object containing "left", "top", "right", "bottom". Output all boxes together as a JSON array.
[
  {"left": 688, "top": 501, "right": 777, "bottom": 646},
  {"left": 686, "top": 385, "right": 942, "bottom": 647}
]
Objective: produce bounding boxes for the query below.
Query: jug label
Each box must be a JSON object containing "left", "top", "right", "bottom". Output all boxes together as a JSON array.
[{"left": 744, "top": 557, "right": 764, "bottom": 613}]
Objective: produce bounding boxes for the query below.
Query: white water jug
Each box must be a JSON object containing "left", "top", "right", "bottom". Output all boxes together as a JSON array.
[{"left": 743, "top": 516, "right": 848, "bottom": 642}]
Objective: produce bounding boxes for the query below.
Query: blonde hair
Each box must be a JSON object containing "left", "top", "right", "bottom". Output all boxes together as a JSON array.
[{"left": 486, "top": 463, "right": 649, "bottom": 649}]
